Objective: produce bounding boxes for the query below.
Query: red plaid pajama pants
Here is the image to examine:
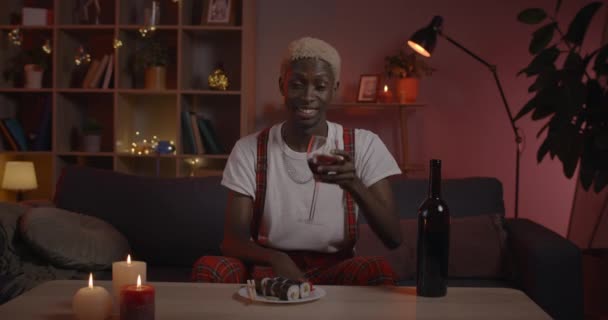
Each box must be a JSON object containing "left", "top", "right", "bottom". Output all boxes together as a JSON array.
[{"left": 191, "top": 251, "right": 396, "bottom": 286}]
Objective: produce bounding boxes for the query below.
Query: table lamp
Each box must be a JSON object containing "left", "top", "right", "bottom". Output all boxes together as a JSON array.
[
  {"left": 2, "top": 161, "right": 38, "bottom": 202},
  {"left": 407, "top": 16, "right": 523, "bottom": 218}
]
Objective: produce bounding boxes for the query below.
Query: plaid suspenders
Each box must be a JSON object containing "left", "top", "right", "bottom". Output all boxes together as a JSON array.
[
  {"left": 251, "top": 128, "right": 270, "bottom": 241},
  {"left": 252, "top": 127, "right": 358, "bottom": 245}
]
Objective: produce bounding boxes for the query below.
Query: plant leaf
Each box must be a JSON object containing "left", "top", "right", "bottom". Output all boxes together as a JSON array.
[
  {"left": 514, "top": 94, "right": 539, "bottom": 121},
  {"left": 537, "top": 136, "right": 552, "bottom": 162},
  {"left": 518, "top": 8, "right": 547, "bottom": 24},
  {"left": 565, "top": 2, "right": 603, "bottom": 46},
  {"left": 558, "top": 124, "right": 583, "bottom": 179},
  {"left": 528, "top": 67, "right": 558, "bottom": 92},
  {"left": 529, "top": 23, "right": 557, "bottom": 54},
  {"left": 594, "top": 169, "right": 608, "bottom": 193},
  {"left": 521, "top": 46, "right": 560, "bottom": 77},
  {"left": 593, "top": 43, "right": 608, "bottom": 72},
  {"left": 536, "top": 121, "right": 550, "bottom": 138}
]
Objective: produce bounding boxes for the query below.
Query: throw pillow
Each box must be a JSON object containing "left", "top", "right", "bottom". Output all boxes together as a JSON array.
[
  {"left": 19, "top": 207, "right": 130, "bottom": 271},
  {"left": 355, "top": 214, "right": 508, "bottom": 281}
]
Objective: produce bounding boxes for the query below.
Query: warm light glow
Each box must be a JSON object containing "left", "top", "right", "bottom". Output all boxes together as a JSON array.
[
  {"left": 407, "top": 41, "right": 431, "bottom": 57},
  {"left": 113, "top": 39, "right": 123, "bottom": 49},
  {"left": 2, "top": 161, "right": 38, "bottom": 191},
  {"left": 127, "top": 254, "right": 131, "bottom": 264},
  {"left": 137, "top": 275, "right": 142, "bottom": 288},
  {"left": 383, "top": 85, "right": 388, "bottom": 93},
  {"left": 42, "top": 40, "right": 52, "bottom": 54},
  {"left": 88, "top": 273, "right": 93, "bottom": 289},
  {"left": 9, "top": 29, "right": 21, "bottom": 46}
]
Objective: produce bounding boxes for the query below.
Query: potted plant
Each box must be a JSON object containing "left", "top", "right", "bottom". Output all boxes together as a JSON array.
[
  {"left": 515, "top": 1, "right": 608, "bottom": 192},
  {"left": 135, "top": 34, "right": 169, "bottom": 90},
  {"left": 81, "top": 117, "right": 103, "bottom": 152},
  {"left": 385, "top": 49, "right": 436, "bottom": 103},
  {"left": 3, "top": 47, "right": 51, "bottom": 89}
]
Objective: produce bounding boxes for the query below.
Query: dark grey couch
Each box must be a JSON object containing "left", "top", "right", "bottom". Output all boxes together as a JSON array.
[{"left": 0, "top": 165, "right": 582, "bottom": 319}]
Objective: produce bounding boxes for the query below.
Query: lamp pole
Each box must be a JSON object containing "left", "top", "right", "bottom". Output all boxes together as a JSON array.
[{"left": 437, "top": 30, "right": 523, "bottom": 218}]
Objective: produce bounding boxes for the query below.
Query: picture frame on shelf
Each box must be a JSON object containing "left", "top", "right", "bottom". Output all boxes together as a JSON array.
[
  {"left": 357, "top": 74, "right": 380, "bottom": 103},
  {"left": 203, "top": 0, "right": 233, "bottom": 25}
]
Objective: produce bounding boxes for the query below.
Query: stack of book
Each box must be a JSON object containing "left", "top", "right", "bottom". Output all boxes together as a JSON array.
[
  {"left": 75, "top": 54, "right": 114, "bottom": 89},
  {"left": 180, "top": 111, "right": 224, "bottom": 155}
]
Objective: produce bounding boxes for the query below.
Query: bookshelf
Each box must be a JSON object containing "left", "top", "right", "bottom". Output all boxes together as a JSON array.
[{"left": 0, "top": 0, "right": 256, "bottom": 201}]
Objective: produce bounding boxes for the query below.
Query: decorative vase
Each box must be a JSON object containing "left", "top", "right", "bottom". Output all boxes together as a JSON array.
[
  {"left": 24, "top": 64, "right": 43, "bottom": 89},
  {"left": 144, "top": 66, "right": 166, "bottom": 90},
  {"left": 396, "top": 77, "right": 420, "bottom": 103},
  {"left": 82, "top": 134, "right": 101, "bottom": 152}
]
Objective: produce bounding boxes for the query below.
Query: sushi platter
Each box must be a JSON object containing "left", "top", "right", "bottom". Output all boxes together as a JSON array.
[{"left": 237, "top": 277, "right": 326, "bottom": 304}]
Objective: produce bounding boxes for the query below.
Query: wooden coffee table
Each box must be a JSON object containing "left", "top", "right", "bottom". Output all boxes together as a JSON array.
[{"left": 0, "top": 280, "right": 550, "bottom": 319}]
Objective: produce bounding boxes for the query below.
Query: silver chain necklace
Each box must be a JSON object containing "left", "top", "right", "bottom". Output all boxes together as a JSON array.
[{"left": 282, "top": 152, "right": 313, "bottom": 184}]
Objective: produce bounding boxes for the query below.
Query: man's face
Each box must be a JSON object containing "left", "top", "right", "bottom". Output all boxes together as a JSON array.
[{"left": 280, "top": 58, "right": 337, "bottom": 130}]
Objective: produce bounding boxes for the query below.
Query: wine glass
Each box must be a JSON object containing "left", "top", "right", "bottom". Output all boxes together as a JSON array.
[{"left": 303, "top": 135, "right": 337, "bottom": 224}]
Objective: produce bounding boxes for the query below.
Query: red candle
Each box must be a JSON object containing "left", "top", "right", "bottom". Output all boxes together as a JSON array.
[
  {"left": 379, "top": 84, "right": 394, "bottom": 103},
  {"left": 120, "top": 275, "right": 155, "bottom": 320}
]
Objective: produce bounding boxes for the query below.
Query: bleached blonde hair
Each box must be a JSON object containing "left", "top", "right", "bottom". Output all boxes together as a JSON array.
[{"left": 280, "top": 37, "right": 341, "bottom": 85}]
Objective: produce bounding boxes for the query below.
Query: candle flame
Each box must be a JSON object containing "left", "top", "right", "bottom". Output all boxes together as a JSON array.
[
  {"left": 383, "top": 85, "right": 388, "bottom": 92},
  {"left": 127, "top": 254, "right": 131, "bottom": 264},
  {"left": 137, "top": 275, "right": 142, "bottom": 288},
  {"left": 88, "top": 273, "right": 93, "bottom": 289}
]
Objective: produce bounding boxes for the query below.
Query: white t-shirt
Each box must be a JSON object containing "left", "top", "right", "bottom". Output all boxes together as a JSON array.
[{"left": 222, "top": 121, "right": 401, "bottom": 253}]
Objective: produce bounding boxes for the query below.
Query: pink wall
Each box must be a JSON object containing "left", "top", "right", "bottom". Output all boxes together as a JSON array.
[{"left": 254, "top": 0, "right": 607, "bottom": 236}]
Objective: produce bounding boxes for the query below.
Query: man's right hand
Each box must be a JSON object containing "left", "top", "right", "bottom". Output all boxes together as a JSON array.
[{"left": 270, "top": 252, "right": 305, "bottom": 280}]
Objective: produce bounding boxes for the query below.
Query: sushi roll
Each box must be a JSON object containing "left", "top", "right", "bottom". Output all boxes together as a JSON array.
[
  {"left": 270, "top": 280, "right": 283, "bottom": 297},
  {"left": 279, "top": 283, "right": 300, "bottom": 301},
  {"left": 258, "top": 277, "right": 271, "bottom": 296},
  {"left": 299, "top": 280, "right": 312, "bottom": 298}
]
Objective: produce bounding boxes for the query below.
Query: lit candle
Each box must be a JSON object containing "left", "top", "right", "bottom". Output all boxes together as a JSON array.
[
  {"left": 380, "top": 84, "right": 394, "bottom": 103},
  {"left": 120, "top": 275, "right": 155, "bottom": 320},
  {"left": 112, "top": 255, "right": 147, "bottom": 301},
  {"left": 72, "top": 273, "right": 112, "bottom": 320}
]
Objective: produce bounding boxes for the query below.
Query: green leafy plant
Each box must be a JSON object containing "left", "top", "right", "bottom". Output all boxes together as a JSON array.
[
  {"left": 2, "top": 47, "right": 51, "bottom": 83},
  {"left": 134, "top": 34, "right": 169, "bottom": 71},
  {"left": 515, "top": 1, "right": 608, "bottom": 192},
  {"left": 82, "top": 117, "right": 103, "bottom": 135},
  {"left": 385, "top": 49, "right": 436, "bottom": 78}
]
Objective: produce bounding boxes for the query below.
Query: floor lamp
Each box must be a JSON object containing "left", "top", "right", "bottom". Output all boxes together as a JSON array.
[{"left": 407, "top": 16, "right": 523, "bottom": 218}]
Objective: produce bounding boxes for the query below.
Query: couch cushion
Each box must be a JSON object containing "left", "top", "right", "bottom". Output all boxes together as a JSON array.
[
  {"left": 356, "top": 214, "right": 508, "bottom": 281},
  {"left": 382, "top": 176, "right": 505, "bottom": 222},
  {"left": 19, "top": 207, "right": 130, "bottom": 271},
  {"left": 54, "top": 166, "right": 228, "bottom": 267}
]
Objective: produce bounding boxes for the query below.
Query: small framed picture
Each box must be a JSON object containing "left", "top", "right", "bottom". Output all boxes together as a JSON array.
[
  {"left": 203, "top": 0, "right": 233, "bottom": 25},
  {"left": 357, "top": 74, "right": 380, "bottom": 102}
]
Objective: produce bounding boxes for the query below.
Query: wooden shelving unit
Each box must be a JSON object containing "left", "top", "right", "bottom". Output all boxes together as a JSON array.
[{"left": 0, "top": 0, "right": 256, "bottom": 201}]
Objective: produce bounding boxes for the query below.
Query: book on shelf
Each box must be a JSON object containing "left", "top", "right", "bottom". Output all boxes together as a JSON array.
[
  {"left": 189, "top": 113, "right": 206, "bottom": 154},
  {"left": 81, "top": 59, "right": 100, "bottom": 88},
  {"left": 1, "top": 118, "right": 28, "bottom": 151},
  {"left": 180, "top": 110, "right": 196, "bottom": 155},
  {"left": 101, "top": 54, "right": 114, "bottom": 89},
  {"left": 89, "top": 54, "right": 109, "bottom": 88},
  {"left": 0, "top": 121, "right": 18, "bottom": 151},
  {"left": 197, "top": 117, "right": 224, "bottom": 154}
]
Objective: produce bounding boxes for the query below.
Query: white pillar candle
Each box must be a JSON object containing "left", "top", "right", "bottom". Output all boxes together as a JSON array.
[
  {"left": 112, "top": 254, "right": 147, "bottom": 301},
  {"left": 72, "top": 273, "right": 112, "bottom": 320}
]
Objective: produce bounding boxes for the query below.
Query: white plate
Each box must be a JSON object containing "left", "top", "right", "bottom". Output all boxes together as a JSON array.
[{"left": 237, "top": 286, "right": 326, "bottom": 304}]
